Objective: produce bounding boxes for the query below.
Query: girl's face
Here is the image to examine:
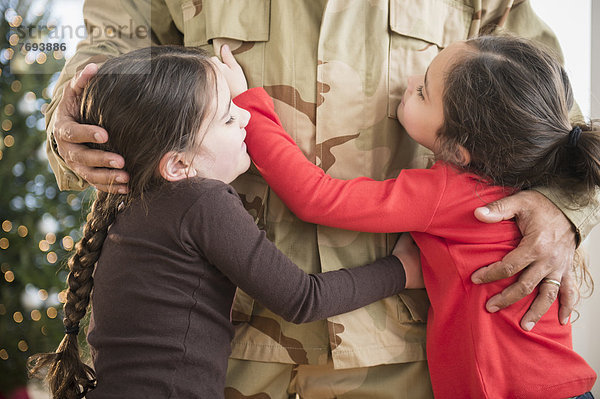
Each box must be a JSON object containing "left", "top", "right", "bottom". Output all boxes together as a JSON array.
[
  {"left": 397, "top": 42, "right": 471, "bottom": 153},
  {"left": 191, "top": 69, "right": 251, "bottom": 184}
]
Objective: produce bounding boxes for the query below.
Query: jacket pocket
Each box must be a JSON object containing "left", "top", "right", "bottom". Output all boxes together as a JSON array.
[
  {"left": 181, "top": 0, "right": 270, "bottom": 46},
  {"left": 181, "top": 0, "right": 270, "bottom": 87},
  {"left": 388, "top": 0, "right": 473, "bottom": 118}
]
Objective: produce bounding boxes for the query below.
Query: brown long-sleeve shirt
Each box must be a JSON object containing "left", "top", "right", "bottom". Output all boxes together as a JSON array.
[{"left": 86, "top": 178, "right": 406, "bottom": 398}]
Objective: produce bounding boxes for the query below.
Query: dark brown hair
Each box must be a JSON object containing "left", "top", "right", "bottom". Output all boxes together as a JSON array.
[
  {"left": 28, "top": 45, "right": 216, "bottom": 398},
  {"left": 438, "top": 35, "right": 600, "bottom": 204},
  {"left": 436, "top": 35, "right": 598, "bottom": 293}
]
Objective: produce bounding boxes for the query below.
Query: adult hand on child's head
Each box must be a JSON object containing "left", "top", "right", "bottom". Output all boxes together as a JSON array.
[
  {"left": 212, "top": 45, "right": 248, "bottom": 98},
  {"left": 392, "top": 233, "right": 425, "bottom": 289},
  {"left": 53, "top": 63, "right": 129, "bottom": 193},
  {"left": 471, "top": 190, "right": 577, "bottom": 331}
]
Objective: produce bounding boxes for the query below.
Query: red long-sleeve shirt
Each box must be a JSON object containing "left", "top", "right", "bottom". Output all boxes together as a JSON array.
[{"left": 236, "top": 87, "right": 596, "bottom": 399}]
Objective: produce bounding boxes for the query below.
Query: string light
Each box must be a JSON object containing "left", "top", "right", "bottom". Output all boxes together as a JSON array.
[
  {"left": 46, "top": 307, "right": 57, "bottom": 319},
  {"left": 3, "top": 104, "right": 13, "bottom": 115},
  {"left": 17, "top": 225, "right": 28, "bottom": 237},
  {"left": 1, "top": 220, "right": 11, "bottom": 232},
  {"left": 10, "top": 15, "right": 23, "bottom": 27},
  {"left": 13, "top": 311, "right": 23, "bottom": 323},
  {"left": 17, "top": 340, "right": 28, "bottom": 352},
  {"left": 10, "top": 80, "right": 21, "bottom": 92},
  {"left": 8, "top": 34, "right": 18, "bottom": 46},
  {"left": 45, "top": 232, "right": 56, "bottom": 244},
  {"left": 4, "top": 271, "right": 14, "bottom": 283},
  {"left": 2, "top": 120, "right": 12, "bottom": 131},
  {"left": 31, "top": 309, "right": 41, "bottom": 321},
  {"left": 0, "top": 238, "right": 9, "bottom": 250},
  {"left": 47, "top": 252, "right": 57, "bottom": 263},
  {"left": 37, "top": 53, "right": 47, "bottom": 64},
  {"left": 38, "top": 289, "right": 48, "bottom": 301},
  {"left": 66, "top": 194, "right": 78, "bottom": 205},
  {"left": 62, "top": 236, "right": 74, "bottom": 250},
  {"left": 24, "top": 53, "right": 35, "bottom": 65},
  {"left": 38, "top": 240, "right": 49, "bottom": 252},
  {"left": 58, "top": 290, "right": 67, "bottom": 303},
  {"left": 0, "top": 349, "right": 8, "bottom": 360},
  {"left": 4, "top": 48, "right": 14, "bottom": 60},
  {"left": 4, "top": 135, "right": 14, "bottom": 147}
]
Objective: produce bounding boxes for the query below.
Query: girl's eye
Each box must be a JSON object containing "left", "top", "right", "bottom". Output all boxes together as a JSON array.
[
  {"left": 416, "top": 85, "right": 425, "bottom": 100},
  {"left": 226, "top": 115, "right": 236, "bottom": 125}
]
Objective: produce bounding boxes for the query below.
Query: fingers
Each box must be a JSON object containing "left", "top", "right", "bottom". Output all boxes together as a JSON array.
[
  {"left": 474, "top": 196, "right": 521, "bottom": 223},
  {"left": 519, "top": 274, "right": 562, "bottom": 331},
  {"left": 471, "top": 244, "right": 536, "bottom": 284},
  {"left": 558, "top": 269, "right": 578, "bottom": 325},
  {"left": 75, "top": 164, "right": 129, "bottom": 194},
  {"left": 483, "top": 260, "right": 546, "bottom": 313},
  {"left": 54, "top": 119, "right": 108, "bottom": 145},
  {"left": 92, "top": 182, "right": 129, "bottom": 194},
  {"left": 220, "top": 44, "right": 238, "bottom": 68},
  {"left": 58, "top": 140, "right": 125, "bottom": 170},
  {"left": 56, "top": 140, "right": 129, "bottom": 191},
  {"left": 210, "top": 55, "right": 224, "bottom": 67},
  {"left": 69, "top": 63, "right": 98, "bottom": 93},
  {"left": 60, "top": 64, "right": 99, "bottom": 116}
]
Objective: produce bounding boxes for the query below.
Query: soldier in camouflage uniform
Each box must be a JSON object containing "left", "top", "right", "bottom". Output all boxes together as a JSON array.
[{"left": 45, "top": 1, "right": 599, "bottom": 398}]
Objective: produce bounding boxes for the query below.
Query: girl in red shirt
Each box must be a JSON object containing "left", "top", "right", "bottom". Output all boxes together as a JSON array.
[{"left": 226, "top": 36, "right": 599, "bottom": 398}]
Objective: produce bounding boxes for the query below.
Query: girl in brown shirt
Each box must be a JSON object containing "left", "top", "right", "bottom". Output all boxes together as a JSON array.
[{"left": 29, "top": 46, "right": 421, "bottom": 399}]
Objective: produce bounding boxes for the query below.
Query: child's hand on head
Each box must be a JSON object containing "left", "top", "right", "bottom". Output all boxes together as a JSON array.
[
  {"left": 212, "top": 45, "right": 248, "bottom": 98},
  {"left": 392, "top": 233, "right": 424, "bottom": 289}
]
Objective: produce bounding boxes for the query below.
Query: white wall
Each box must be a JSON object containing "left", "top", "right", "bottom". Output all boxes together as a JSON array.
[{"left": 531, "top": 1, "right": 599, "bottom": 396}]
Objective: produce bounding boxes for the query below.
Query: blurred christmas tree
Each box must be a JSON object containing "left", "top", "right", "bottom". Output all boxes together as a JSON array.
[{"left": 1, "top": 0, "right": 93, "bottom": 395}]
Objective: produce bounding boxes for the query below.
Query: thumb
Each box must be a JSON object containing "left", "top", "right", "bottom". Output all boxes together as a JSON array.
[
  {"left": 474, "top": 197, "right": 517, "bottom": 224},
  {"left": 220, "top": 44, "right": 238, "bottom": 69}
]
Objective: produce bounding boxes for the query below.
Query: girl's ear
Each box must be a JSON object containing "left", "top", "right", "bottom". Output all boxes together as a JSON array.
[
  {"left": 456, "top": 145, "right": 471, "bottom": 166},
  {"left": 158, "top": 151, "right": 197, "bottom": 182}
]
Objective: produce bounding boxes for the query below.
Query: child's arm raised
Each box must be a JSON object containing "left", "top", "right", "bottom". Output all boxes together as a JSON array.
[
  {"left": 215, "top": 43, "right": 445, "bottom": 234},
  {"left": 183, "top": 181, "right": 421, "bottom": 324},
  {"left": 235, "top": 88, "right": 446, "bottom": 234}
]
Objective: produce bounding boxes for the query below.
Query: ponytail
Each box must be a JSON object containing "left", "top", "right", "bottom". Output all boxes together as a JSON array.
[
  {"left": 543, "top": 121, "right": 600, "bottom": 206},
  {"left": 28, "top": 191, "right": 120, "bottom": 398},
  {"left": 563, "top": 122, "right": 600, "bottom": 197}
]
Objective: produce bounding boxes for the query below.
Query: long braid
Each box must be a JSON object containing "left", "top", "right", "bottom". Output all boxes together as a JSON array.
[{"left": 28, "top": 191, "right": 120, "bottom": 398}]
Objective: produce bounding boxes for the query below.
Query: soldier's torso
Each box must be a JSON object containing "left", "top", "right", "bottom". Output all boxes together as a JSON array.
[{"left": 153, "top": 0, "right": 515, "bottom": 369}]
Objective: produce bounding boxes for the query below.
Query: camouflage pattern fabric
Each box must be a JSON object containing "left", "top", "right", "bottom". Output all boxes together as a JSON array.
[
  {"left": 225, "top": 357, "right": 432, "bottom": 399},
  {"left": 44, "top": 0, "right": 600, "bottom": 397}
]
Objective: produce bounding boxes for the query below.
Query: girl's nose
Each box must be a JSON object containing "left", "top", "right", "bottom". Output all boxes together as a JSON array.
[
  {"left": 406, "top": 75, "right": 424, "bottom": 91},
  {"left": 239, "top": 107, "right": 251, "bottom": 128}
]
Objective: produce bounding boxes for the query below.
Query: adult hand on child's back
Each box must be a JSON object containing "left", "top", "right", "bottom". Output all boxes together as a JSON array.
[
  {"left": 53, "top": 63, "right": 129, "bottom": 193},
  {"left": 212, "top": 45, "right": 248, "bottom": 98},
  {"left": 471, "top": 190, "right": 577, "bottom": 331},
  {"left": 392, "top": 233, "right": 425, "bottom": 289}
]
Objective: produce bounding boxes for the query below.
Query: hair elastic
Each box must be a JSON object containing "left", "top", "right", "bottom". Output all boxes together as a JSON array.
[
  {"left": 568, "top": 126, "right": 582, "bottom": 147},
  {"left": 64, "top": 324, "right": 80, "bottom": 335}
]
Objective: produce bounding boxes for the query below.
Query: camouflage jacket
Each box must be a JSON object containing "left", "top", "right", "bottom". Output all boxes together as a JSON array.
[{"left": 45, "top": 0, "right": 600, "bottom": 369}]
